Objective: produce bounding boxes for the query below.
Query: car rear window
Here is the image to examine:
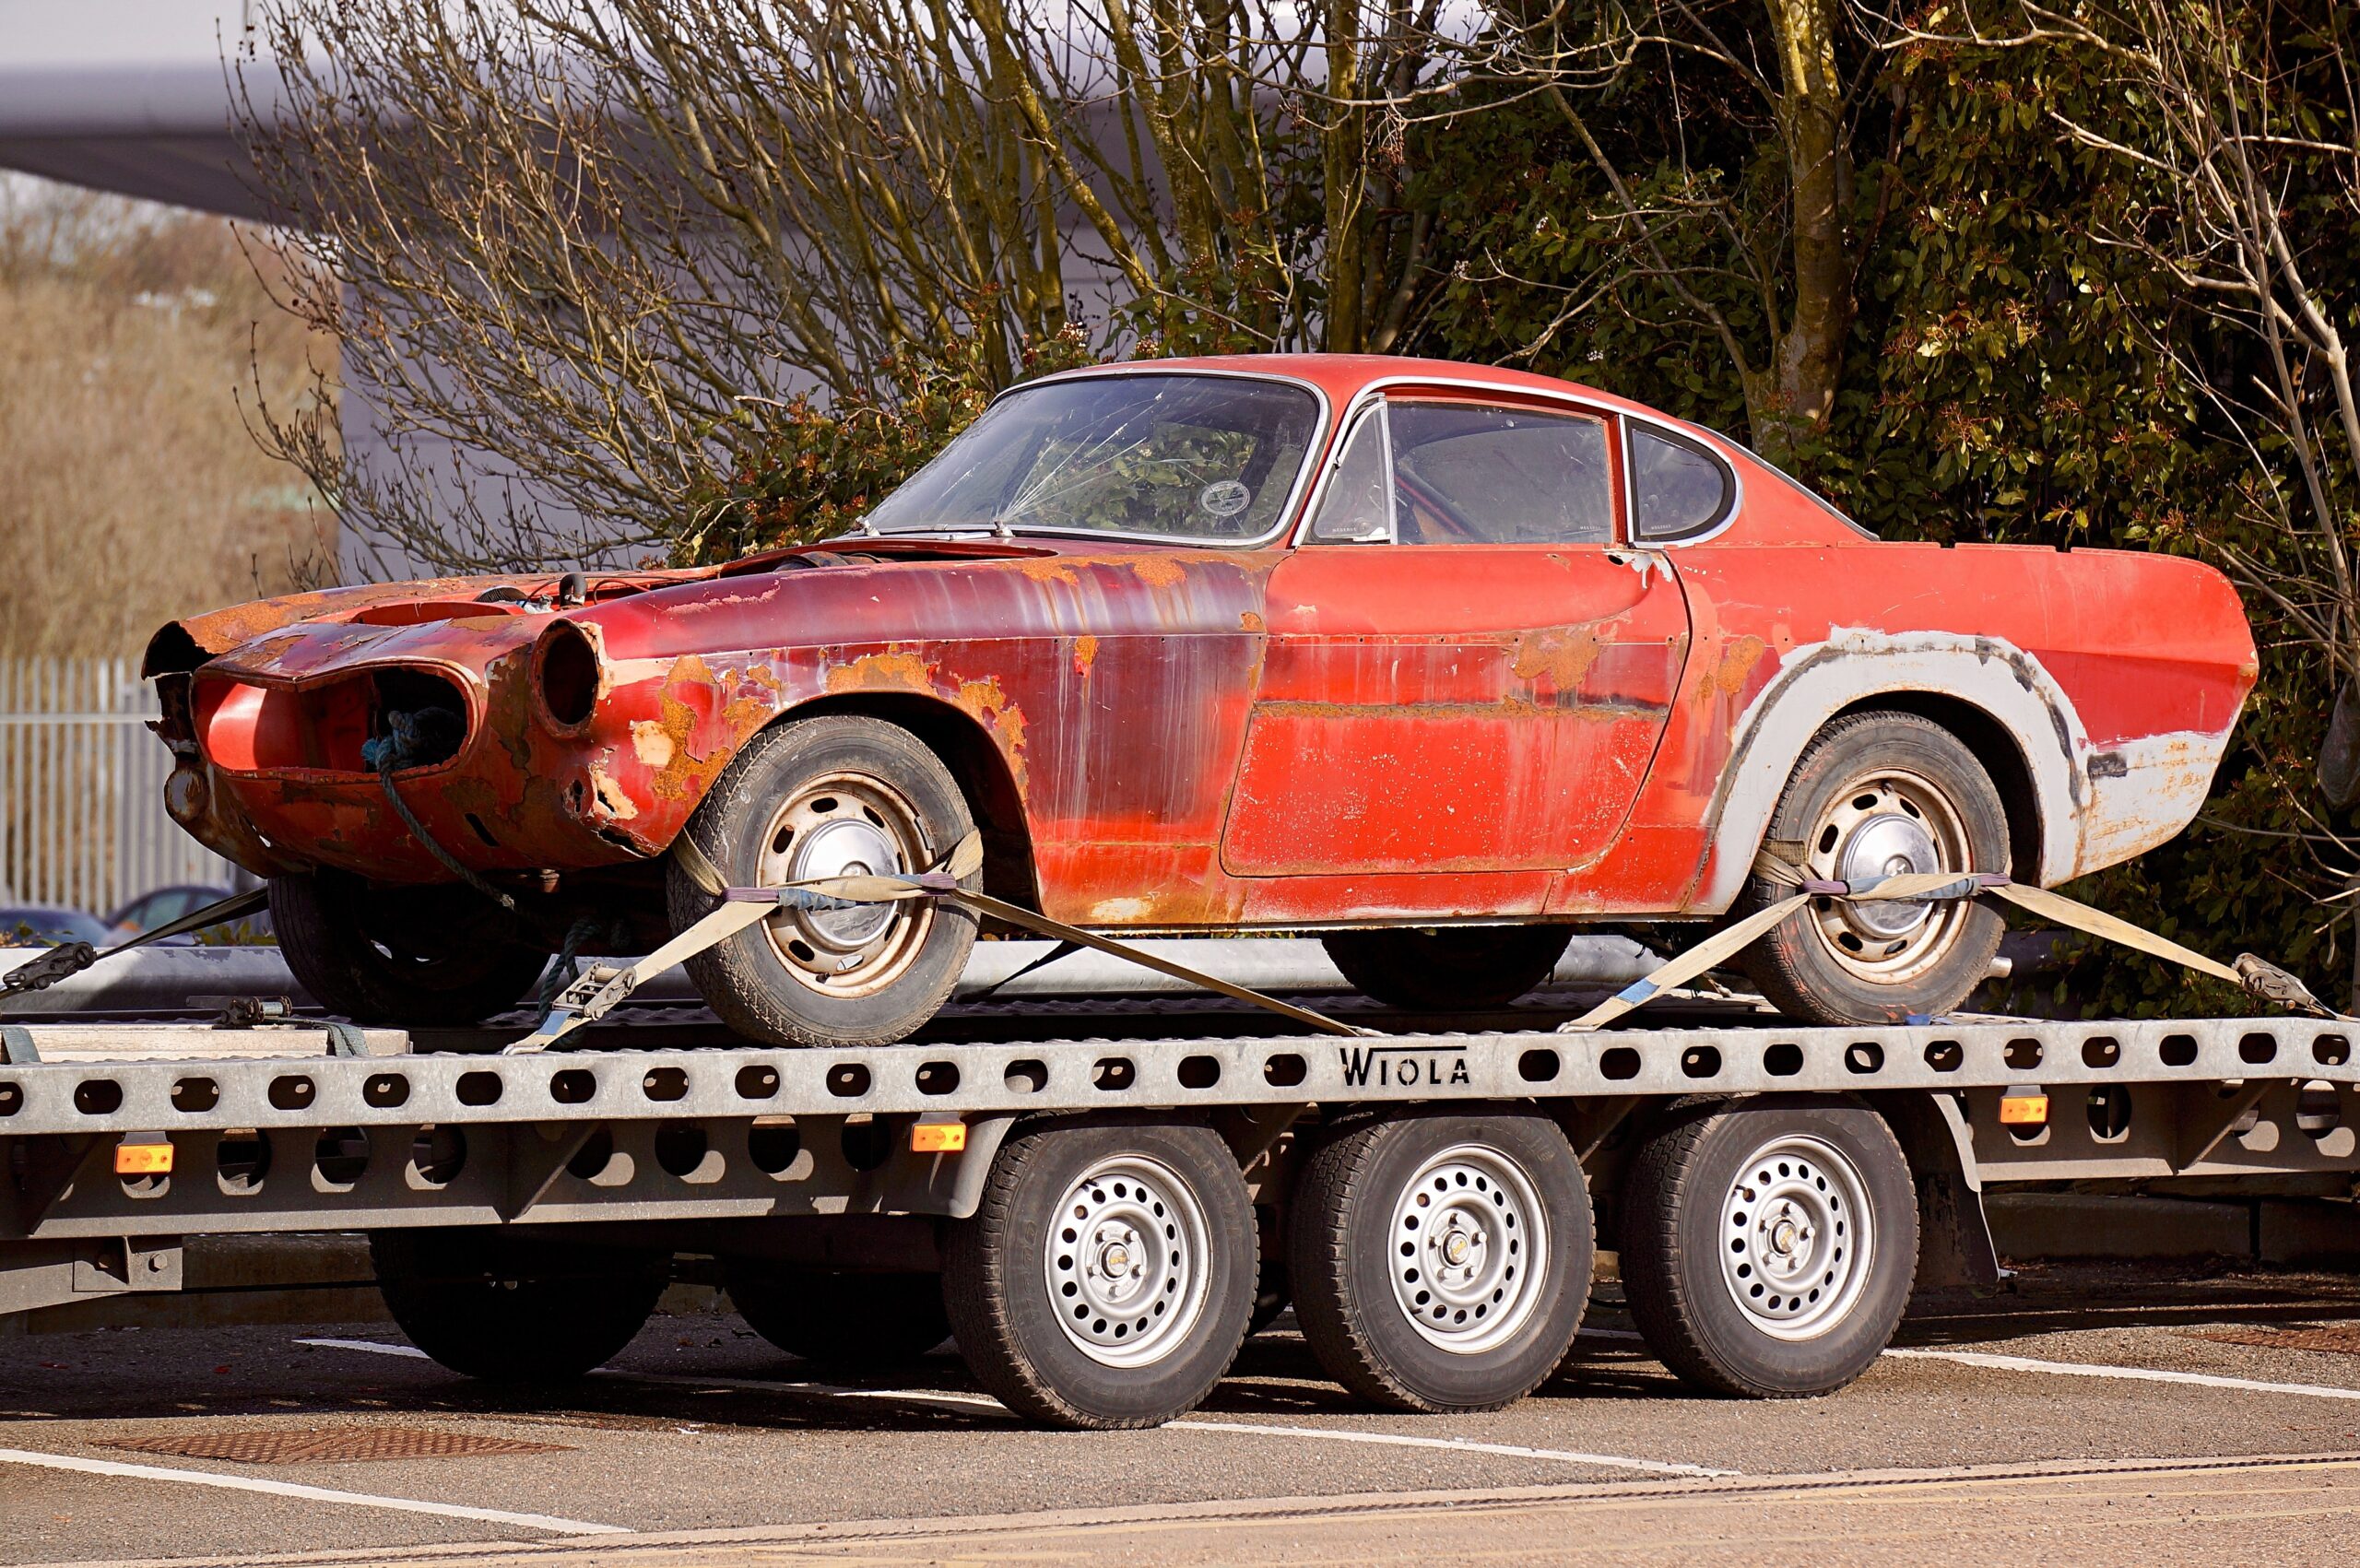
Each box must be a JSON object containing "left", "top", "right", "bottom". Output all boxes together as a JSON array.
[{"left": 1630, "top": 426, "right": 1735, "bottom": 541}]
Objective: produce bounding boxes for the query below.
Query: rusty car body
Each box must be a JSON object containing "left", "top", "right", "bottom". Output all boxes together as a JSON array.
[{"left": 144, "top": 355, "right": 2258, "bottom": 1042}]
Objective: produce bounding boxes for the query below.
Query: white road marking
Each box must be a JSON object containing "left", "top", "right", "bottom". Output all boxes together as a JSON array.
[
  {"left": 1885, "top": 1347, "right": 2360, "bottom": 1401},
  {"left": 1167, "top": 1419, "right": 1736, "bottom": 1478},
  {"left": 300, "top": 1338, "right": 1730, "bottom": 1478},
  {"left": 0, "top": 1446, "right": 623, "bottom": 1536}
]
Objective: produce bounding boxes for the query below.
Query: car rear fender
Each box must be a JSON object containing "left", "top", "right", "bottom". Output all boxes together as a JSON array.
[{"left": 1685, "top": 628, "right": 2092, "bottom": 914}]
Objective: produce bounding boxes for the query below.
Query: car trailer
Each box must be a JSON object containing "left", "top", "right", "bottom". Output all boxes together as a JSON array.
[{"left": 2, "top": 1007, "right": 2355, "bottom": 1428}]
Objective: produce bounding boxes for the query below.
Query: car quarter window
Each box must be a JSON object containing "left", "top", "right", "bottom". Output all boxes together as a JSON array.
[
  {"left": 1304, "top": 409, "right": 1391, "bottom": 542},
  {"left": 1386, "top": 401, "right": 1614, "bottom": 545},
  {"left": 1630, "top": 425, "right": 1735, "bottom": 541}
]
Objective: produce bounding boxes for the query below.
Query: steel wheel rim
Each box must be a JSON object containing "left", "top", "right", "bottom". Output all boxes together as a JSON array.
[
  {"left": 1802, "top": 764, "right": 1974, "bottom": 985},
  {"left": 753, "top": 768, "right": 936, "bottom": 1001},
  {"left": 1043, "top": 1155, "right": 1213, "bottom": 1368},
  {"left": 1717, "top": 1134, "right": 1872, "bottom": 1340},
  {"left": 1387, "top": 1143, "right": 1550, "bottom": 1354}
]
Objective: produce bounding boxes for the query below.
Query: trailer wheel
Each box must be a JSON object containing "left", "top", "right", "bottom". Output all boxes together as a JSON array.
[
  {"left": 1322, "top": 925, "right": 1572, "bottom": 1011},
  {"left": 369, "top": 1229, "right": 667, "bottom": 1382},
  {"left": 725, "top": 1267, "right": 950, "bottom": 1368},
  {"left": 1289, "top": 1110, "right": 1593, "bottom": 1413},
  {"left": 942, "top": 1119, "right": 1256, "bottom": 1429},
  {"left": 1620, "top": 1098, "right": 1917, "bottom": 1397}
]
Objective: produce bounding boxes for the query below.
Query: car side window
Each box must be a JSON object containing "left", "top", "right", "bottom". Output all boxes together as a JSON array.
[
  {"left": 1387, "top": 401, "right": 1614, "bottom": 545},
  {"left": 1630, "top": 426, "right": 1734, "bottom": 541},
  {"left": 1303, "top": 409, "right": 1390, "bottom": 543}
]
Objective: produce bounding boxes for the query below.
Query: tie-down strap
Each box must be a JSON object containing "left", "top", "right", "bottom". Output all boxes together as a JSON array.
[
  {"left": 1556, "top": 851, "right": 2342, "bottom": 1034},
  {"left": 507, "top": 831, "right": 1371, "bottom": 1052}
]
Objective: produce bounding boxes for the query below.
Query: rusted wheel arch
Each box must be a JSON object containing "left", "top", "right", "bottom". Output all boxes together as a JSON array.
[{"left": 761, "top": 692, "right": 1043, "bottom": 915}]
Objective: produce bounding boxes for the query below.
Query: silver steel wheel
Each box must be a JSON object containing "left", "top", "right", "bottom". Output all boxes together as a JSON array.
[
  {"left": 1043, "top": 1155, "right": 1213, "bottom": 1369},
  {"left": 753, "top": 767, "right": 937, "bottom": 1001},
  {"left": 1801, "top": 764, "right": 1975, "bottom": 985},
  {"left": 1717, "top": 1134, "right": 1873, "bottom": 1340},
  {"left": 1386, "top": 1143, "right": 1550, "bottom": 1354}
]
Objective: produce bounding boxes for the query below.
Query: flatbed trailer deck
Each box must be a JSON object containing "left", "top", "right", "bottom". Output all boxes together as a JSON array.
[{"left": 3, "top": 1004, "right": 2354, "bottom": 1426}]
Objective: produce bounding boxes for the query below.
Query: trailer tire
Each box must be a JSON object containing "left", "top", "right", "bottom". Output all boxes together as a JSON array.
[
  {"left": 726, "top": 1267, "right": 950, "bottom": 1368},
  {"left": 942, "top": 1119, "right": 1255, "bottom": 1430},
  {"left": 1322, "top": 925, "right": 1572, "bottom": 1011},
  {"left": 1290, "top": 1110, "right": 1593, "bottom": 1413},
  {"left": 370, "top": 1230, "right": 667, "bottom": 1382},
  {"left": 1620, "top": 1097, "right": 1917, "bottom": 1398}
]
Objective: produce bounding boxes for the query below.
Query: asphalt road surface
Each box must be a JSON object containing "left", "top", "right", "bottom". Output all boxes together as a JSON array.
[{"left": 6, "top": 1263, "right": 2360, "bottom": 1566}]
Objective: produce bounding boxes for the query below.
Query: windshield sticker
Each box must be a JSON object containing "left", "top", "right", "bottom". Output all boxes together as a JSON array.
[{"left": 1198, "top": 479, "right": 1252, "bottom": 518}]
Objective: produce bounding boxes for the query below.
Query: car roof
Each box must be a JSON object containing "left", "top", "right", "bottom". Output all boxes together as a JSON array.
[{"left": 1025, "top": 354, "right": 1664, "bottom": 422}]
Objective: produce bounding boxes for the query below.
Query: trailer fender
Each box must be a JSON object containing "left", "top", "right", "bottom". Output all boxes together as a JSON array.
[{"left": 1868, "top": 1091, "right": 2000, "bottom": 1291}]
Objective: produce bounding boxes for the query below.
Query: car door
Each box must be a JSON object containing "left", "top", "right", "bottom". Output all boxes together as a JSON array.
[{"left": 1220, "top": 393, "right": 1692, "bottom": 883}]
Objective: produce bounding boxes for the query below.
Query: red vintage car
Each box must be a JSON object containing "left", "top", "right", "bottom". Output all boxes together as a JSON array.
[{"left": 144, "top": 356, "right": 2258, "bottom": 1043}]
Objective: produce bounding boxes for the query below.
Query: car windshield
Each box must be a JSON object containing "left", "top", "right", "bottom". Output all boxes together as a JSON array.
[{"left": 865, "top": 373, "right": 1320, "bottom": 543}]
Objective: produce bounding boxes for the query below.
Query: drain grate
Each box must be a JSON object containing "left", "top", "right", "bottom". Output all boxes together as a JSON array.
[
  {"left": 95, "top": 1427, "right": 572, "bottom": 1465},
  {"left": 2190, "top": 1323, "right": 2360, "bottom": 1357}
]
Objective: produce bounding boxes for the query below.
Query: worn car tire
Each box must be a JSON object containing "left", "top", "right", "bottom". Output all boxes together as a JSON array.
[
  {"left": 1322, "top": 925, "right": 1573, "bottom": 1011},
  {"left": 1737, "top": 713, "right": 2008, "bottom": 1025},
  {"left": 370, "top": 1229, "right": 667, "bottom": 1382},
  {"left": 942, "top": 1118, "right": 1257, "bottom": 1429},
  {"left": 1289, "top": 1110, "right": 1594, "bottom": 1413},
  {"left": 1619, "top": 1097, "right": 1917, "bottom": 1398},
  {"left": 726, "top": 1267, "right": 950, "bottom": 1368},
  {"left": 269, "top": 871, "right": 550, "bottom": 1027},
  {"left": 668, "top": 715, "right": 980, "bottom": 1049}
]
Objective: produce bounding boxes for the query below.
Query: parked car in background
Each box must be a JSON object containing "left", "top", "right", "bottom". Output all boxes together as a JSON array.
[
  {"left": 108, "top": 883, "right": 271, "bottom": 945},
  {"left": 140, "top": 355, "right": 2257, "bottom": 1043},
  {"left": 0, "top": 905, "right": 115, "bottom": 948}
]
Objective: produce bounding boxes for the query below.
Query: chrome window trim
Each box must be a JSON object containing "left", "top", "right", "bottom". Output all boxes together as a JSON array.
[
  {"left": 870, "top": 365, "right": 1333, "bottom": 550},
  {"left": 1291, "top": 375, "right": 1630, "bottom": 547},
  {"left": 1623, "top": 416, "right": 1744, "bottom": 545},
  {"left": 1292, "top": 400, "right": 1397, "bottom": 546}
]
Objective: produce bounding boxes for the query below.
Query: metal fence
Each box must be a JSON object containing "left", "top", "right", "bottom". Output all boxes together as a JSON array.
[{"left": 0, "top": 658, "right": 243, "bottom": 917}]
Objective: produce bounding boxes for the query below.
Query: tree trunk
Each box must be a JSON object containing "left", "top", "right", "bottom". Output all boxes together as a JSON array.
[{"left": 1753, "top": 0, "right": 1854, "bottom": 461}]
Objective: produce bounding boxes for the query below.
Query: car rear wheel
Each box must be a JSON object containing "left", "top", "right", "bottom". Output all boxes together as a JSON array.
[
  {"left": 1322, "top": 925, "right": 1573, "bottom": 1011},
  {"left": 668, "top": 715, "right": 980, "bottom": 1049},
  {"left": 270, "top": 871, "right": 551, "bottom": 1026},
  {"left": 1737, "top": 713, "right": 2008, "bottom": 1025}
]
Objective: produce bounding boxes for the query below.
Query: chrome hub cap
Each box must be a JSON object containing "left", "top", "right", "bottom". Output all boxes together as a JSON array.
[
  {"left": 1804, "top": 769, "right": 1973, "bottom": 984},
  {"left": 1718, "top": 1135, "right": 1873, "bottom": 1339},
  {"left": 1044, "top": 1156, "right": 1211, "bottom": 1368},
  {"left": 1388, "top": 1145, "right": 1548, "bottom": 1354},
  {"left": 753, "top": 770, "right": 935, "bottom": 999}
]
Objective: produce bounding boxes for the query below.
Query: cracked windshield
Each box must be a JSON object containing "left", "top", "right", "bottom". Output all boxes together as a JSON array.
[{"left": 866, "top": 373, "right": 1320, "bottom": 542}]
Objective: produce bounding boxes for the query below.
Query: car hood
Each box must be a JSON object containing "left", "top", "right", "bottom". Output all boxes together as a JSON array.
[{"left": 141, "top": 537, "right": 1065, "bottom": 678}]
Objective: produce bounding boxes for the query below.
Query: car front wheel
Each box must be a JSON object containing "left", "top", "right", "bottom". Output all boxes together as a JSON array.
[{"left": 667, "top": 714, "right": 980, "bottom": 1049}]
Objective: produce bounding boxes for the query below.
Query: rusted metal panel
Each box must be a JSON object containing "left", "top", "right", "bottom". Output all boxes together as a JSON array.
[{"left": 140, "top": 354, "right": 2256, "bottom": 943}]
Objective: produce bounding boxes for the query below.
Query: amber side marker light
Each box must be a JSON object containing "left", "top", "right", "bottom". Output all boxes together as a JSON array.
[
  {"left": 911, "top": 1123, "right": 967, "bottom": 1154},
  {"left": 1999, "top": 1088, "right": 2050, "bottom": 1126},
  {"left": 115, "top": 1138, "right": 174, "bottom": 1176}
]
